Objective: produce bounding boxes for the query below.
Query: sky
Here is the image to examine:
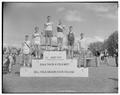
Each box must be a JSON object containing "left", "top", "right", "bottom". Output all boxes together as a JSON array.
[{"left": 3, "top": 2, "right": 118, "bottom": 48}]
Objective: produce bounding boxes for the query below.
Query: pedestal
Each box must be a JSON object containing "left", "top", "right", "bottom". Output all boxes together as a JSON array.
[{"left": 20, "top": 51, "right": 88, "bottom": 77}]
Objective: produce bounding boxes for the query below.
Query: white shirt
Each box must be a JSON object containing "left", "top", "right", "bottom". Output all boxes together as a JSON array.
[
  {"left": 45, "top": 22, "right": 53, "bottom": 31},
  {"left": 77, "top": 39, "right": 86, "bottom": 51},
  {"left": 22, "top": 40, "right": 31, "bottom": 54}
]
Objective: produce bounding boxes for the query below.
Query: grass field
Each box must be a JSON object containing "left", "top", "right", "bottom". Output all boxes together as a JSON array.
[{"left": 2, "top": 56, "right": 118, "bottom": 93}]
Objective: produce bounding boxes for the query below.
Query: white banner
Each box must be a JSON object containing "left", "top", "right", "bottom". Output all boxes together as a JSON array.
[
  {"left": 43, "top": 51, "right": 66, "bottom": 60},
  {"left": 20, "top": 59, "right": 88, "bottom": 77}
]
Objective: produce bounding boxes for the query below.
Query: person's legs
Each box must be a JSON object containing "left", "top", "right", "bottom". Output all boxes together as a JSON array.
[
  {"left": 38, "top": 45, "right": 41, "bottom": 58},
  {"left": 69, "top": 46, "right": 71, "bottom": 59},
  {"left": 47, "top": 31, "right": 51, "bottom": 49},
  {"left": 71, "top": 45, "right": 73, "bottom": 59},
  {"left": 45, "top": 31, "right": 48, "bottom": 50},
  {"left": 27, "top": 54, "right": 31, "bottom": 67},
  {"left": 98, "top": 57, "right": 101, "bottom": 66},
  {"left": 96, "top": 57, "right": 99, "bottom": 67},
  {"left": 69, "top": 41, "right": 72, "bottom": 59},
  {"left": 49, "top": 37, "right": 51, "bottom": 48},
  {"left": 34, "top": 45, "right": 37, "bottom": 58},
  {"left": 104, "top": 57, "right": 109, "bottom": 65},
  {"left": 23, "top": 54, "right": 27, "bottom": 66},
  {"left": 83, "top": 51, "right": 86, "bottom": 67},
  {"left": 81, "top": 50, "right": 85, "bottom": 67},
  {"left": 78, "top": 52, "right": 81, "bottom": 68},
  {"left": 68, "top": 46, "right": 70, "bottom": 59},
  {"left": 60, "top": 38, "right": 63, "bottom": 51},
  {"left": 100, "top": 56, "right": 104, "bottom": 65},
  {"left": 36, "top": 45, "right": 39, "bottom": 58},
  {"left": 22, "top": 54, "right": 26, "bottom": 66},
  {"left": 13, "top": 55, "right": 16, "bottom": 65},
  {"left": 50, "top": 31, "right": 53, "bottom": 48},
  {"left": 35, "top": 44, "right": 39, "bottom": 58},
  {"left": 26, "top": 54, "right": 28, "bottom": 66},
  {"left": 86, "top": 59, "right": 90, "bottom": 67},
  {"left": 57, "top": 37, "right": 60, "bottom": 50},
  {"left": 71, "top": 49, "right": 73, "bottom": 59},
  {"left": 57, "top": 37, "right": 62, "bottom": 51},
  {"left": 115, "top": 56, "right": 118, "bottom": 67},
  {"left": 9, "top": 58, "right": 13, "bottom": 72}
]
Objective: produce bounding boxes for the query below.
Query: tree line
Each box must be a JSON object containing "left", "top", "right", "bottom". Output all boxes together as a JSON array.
[{"left": 88, "top": 31, "right": 118, "bottom": 66}]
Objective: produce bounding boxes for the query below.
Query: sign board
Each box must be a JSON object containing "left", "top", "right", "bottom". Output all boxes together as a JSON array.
[
  {"left": 43, "top": 51, "right": 66, "bottom": 60},
  {"left": 20, "top": 59, "right": 88, "bottom": 77}
]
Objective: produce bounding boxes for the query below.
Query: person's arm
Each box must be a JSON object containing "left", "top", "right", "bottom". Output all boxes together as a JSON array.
[
  {"left": 30, "top": 42, "right": 32, "bottom": 54},
  {"left": 52, "top": 22, "right": 53, "bottom": 29},
  {"left": 44, "top": 23, "right": 46, "bottom": 30},
  {"left": 41, "top": 31, "right": 44, "bottom": 36},
  {"left": 73, "top": 33, "right": 75, "bottom": 42},
  {"left": 21, "top": 42, "right": 24, "bottom": 54},
  {"left": 52, "top": 22, "right": 55, "bottom": 35},
  {"left": 3, "top": 58, "right": 8, "bottom": 65},
  {"left": 77, "top": 41, "right": 79, "bottom": 52},
  {"left": 62, "top": 25, "right": 66, "bottom": 35}
]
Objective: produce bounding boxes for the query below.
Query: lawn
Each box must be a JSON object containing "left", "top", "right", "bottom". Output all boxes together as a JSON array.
[{"left": 2, "top": 56, "right": 118, "bottom": 93}]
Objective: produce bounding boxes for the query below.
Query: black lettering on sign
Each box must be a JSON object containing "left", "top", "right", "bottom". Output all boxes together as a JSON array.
[{"left": 34, "top": 70, "right": 75, "bottom": 73}]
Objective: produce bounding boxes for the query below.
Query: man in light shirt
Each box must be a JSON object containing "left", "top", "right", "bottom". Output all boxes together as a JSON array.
[
  {"left": 22, "top": 35, "right": 31, "bottom": 67},
  {"left": 44, "top": 16, "right": 53, "bottom": 50},
  {"left": 77, "top": 33, "right": 86, "bottom": 67}
]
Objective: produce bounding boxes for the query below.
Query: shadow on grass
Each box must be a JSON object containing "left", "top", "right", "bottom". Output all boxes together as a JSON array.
[{"left": 108, "top": 78, "right": 118, "bottom": 93}]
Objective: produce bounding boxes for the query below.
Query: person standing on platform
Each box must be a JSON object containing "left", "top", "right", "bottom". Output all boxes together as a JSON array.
[
  {"left": 67, "top": 26, "right": 75, "bottom": 59},
  {"left": 44, "top": 16, "right": 53, "bottom": 50},
  {"left": 57, "top": 20, "right": 65, "bottom": 51},
  {"left": 77, "top": 33, "right": 86, "bottom": 68},
  {"left": 32, "top": 26, "right": 41, "bottom": 59},
  {"left": 22, "top": 35, "right": 31, "bottom": 67}
]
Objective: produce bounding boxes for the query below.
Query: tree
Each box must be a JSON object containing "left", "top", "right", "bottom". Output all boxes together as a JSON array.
[
  {"left": 88, "top": 31, "right": 118, "bottom": 67},
  {"left": 88, "top": 41, "right": 103, "bottom": 56},
  {"left": 105, "top": 31, "right": 118, "bottom": 66}
]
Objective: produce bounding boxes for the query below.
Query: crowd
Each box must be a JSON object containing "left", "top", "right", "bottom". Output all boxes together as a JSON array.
[{"left": 3, "top": 47, "right": 18, "bottom": 73}]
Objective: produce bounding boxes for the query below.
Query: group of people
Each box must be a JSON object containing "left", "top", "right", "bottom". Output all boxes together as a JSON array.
[
  {"left": 3, "top": 16, "right": 115, "bottom": 73},
  {"left": 3, "top": 48, "right": 17, "bottom": 73},
  {"left": 22, "top": 16, "right": 78, "bottom": 67},
  {"left": 3, "top": 16, "right": 92, "bottom": 71}
]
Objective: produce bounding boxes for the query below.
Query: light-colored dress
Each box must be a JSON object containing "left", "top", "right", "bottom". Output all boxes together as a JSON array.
[{"left": 33, "top": 33, "right": 41, "bottom": 45}]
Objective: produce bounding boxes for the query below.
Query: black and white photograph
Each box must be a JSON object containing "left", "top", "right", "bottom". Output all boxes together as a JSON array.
[{"left": 2, "top": 1, "right": 118, "bottom": 93}]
